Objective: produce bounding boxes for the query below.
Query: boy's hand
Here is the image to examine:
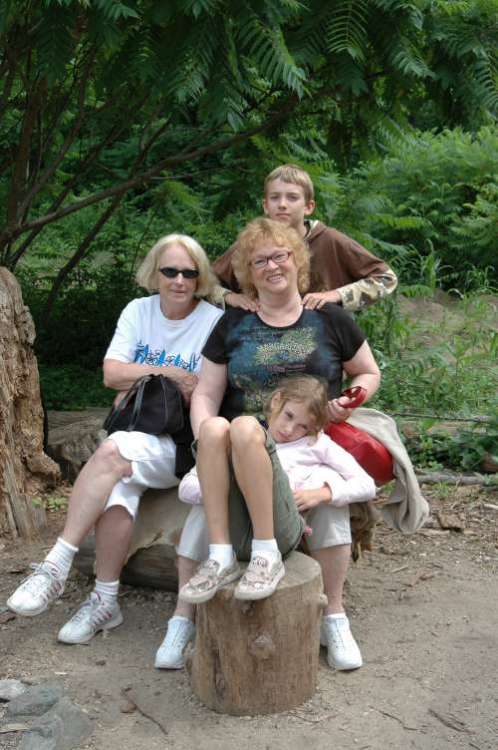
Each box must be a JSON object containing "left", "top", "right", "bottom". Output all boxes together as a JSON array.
[
  {"left": 302, "top": 289, "right": 342, "bottom": 309},
  {"left": 224, "top": 292, "right": 259, "bottom": 311},
  {"left": 294, "top": 486, "right": 332, "bottom": 511}
]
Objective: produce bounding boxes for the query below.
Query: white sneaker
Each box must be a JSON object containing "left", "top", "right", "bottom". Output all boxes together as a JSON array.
[
  {"left": 57, "top": 592, "right": 123, "bottom": 644},
  {"left": 154, "top": 616, "right": 196, "bottom": 669},
  {"left": 320, "top": 615, "right": 363, "bottom": 670},
  {"left": 7, "top": 562, "right": 65, "bottom": 616}
]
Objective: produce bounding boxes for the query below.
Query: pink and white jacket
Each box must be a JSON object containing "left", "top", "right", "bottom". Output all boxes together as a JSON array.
[{"left": 179, "top": 432, "right": 376, "bottom": 507}]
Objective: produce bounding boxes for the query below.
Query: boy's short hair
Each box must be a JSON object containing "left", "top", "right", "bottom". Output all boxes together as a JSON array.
[
  {"left": 266, "top": 375, "right": 329, "bottom": 434},
  {"left": 264, "top": 164, "right": 315, "bottom": 203},
  {"left": 232, "top": 217, "right": 310, "bottom": 299}
]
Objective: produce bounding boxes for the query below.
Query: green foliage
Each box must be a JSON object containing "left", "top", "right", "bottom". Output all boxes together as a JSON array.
[
  {"left": 313, "top": 126, "right": 498, "bottom": 290},
  {"left": 406, "top": 417, "right": 498, "bottom": 473},
  {"left": 39, "top": 363, "right": 112, "bottom": 410}
]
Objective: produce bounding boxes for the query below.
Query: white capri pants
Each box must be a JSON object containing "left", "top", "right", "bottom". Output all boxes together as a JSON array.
[
  {"left": 177, "top": 500, "right": 351, "bottom": 561},
  {"left": 104, "top": 430, "right": 179, "bottom": 519}
]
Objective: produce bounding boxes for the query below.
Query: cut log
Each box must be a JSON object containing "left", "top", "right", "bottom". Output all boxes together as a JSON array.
[
  {"left": 73, "top": 488, "right": 193, "bottom": 590},
  {"left": 46, "top": 414, "right": 108, "bottom": 482},
  {"left": 188, "top": 551, "right": 324, "bottom": 716},
  {"left": 0, "top": 268, "right": 59, "bottom": 537}
]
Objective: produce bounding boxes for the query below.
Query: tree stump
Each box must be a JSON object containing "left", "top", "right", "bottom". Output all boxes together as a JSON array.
[
  {"left": 188, "top": 551, "right": 325, "bottom": 715},
  {"left": 0, "top": 268, "right": 60, "bottom": 537}
]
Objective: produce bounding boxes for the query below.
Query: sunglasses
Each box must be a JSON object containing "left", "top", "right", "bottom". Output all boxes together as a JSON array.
[{"left": 159, "top": 266, "right": 199, "bottom": 279}]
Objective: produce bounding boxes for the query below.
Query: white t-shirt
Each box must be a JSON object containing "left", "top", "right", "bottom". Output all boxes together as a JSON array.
[{"left": 104, "top": 295, "right": 223, "bottom": 373}]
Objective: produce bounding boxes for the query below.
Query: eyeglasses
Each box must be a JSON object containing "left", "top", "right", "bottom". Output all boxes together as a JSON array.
[
  {"left": 251, "top": 251, "right": 292, "bottom": 270},
  {"left": 159, "top": 266, "right": 199, "bottom": 279}
]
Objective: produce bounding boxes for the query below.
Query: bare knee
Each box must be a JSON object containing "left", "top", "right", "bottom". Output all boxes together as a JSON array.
[
  {"left": 198, "top": 417, "right": 230, "bottom": 446},
  {"left": 92, "top": 439, "right": 132, "bottom": 478},
  {"left": 230, "top": 416, "right": 265, "bottom": 452}
]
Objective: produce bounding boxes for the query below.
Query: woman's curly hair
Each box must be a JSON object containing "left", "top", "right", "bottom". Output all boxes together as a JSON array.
[{"left": 231, "top": 218, "right": 310, "bottom": 299}]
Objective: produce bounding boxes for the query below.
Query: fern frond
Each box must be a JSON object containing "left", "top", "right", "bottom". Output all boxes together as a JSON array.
[
  {"left": 238, "top": 13, "right": 306, "bottom": 95},
  {"left": 325, "top": 1, "right": 369, "bottom": 62},
  {"left": 36, "top": 5, "right": 76, "bottom": 83}
]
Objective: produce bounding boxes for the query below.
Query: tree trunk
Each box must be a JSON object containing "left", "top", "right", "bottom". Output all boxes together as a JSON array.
[
  {"left": 188, "top": 551, "right": 325, "bottom": 715},
  {"left": 0, "top": 268, "right": 60, "bottom": 537}
]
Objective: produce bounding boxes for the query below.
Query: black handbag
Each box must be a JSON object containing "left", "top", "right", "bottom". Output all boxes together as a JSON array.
[{"left": 103, "top": 374, "right": 185, "bottom": 436}]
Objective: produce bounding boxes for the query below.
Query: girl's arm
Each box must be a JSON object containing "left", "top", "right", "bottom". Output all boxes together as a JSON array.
[{"left": 294, "top": 438, "right": 376, "bottom": 511}]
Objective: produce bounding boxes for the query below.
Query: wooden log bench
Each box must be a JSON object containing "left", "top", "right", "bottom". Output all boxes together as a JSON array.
[{"left": 74, "top": 487, "right": 191, "bottom": 590}]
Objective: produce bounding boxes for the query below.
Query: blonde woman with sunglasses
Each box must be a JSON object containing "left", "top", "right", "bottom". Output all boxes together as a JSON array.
[{"left": 7, "top": 234, "right": 222, "bottom": 669}]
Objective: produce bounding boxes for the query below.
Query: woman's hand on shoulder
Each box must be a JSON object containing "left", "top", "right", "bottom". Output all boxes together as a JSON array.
[
  {"left": 224, "top": 292, "right": 259, "bottom": 311},
  {"left": 302, "top": 289, "right": 342, "bottom": 309}
]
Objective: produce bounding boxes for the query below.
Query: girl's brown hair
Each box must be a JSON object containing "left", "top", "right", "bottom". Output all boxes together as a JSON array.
[{"left": 266, "top": 375, "right": 329, "bottom": 435}]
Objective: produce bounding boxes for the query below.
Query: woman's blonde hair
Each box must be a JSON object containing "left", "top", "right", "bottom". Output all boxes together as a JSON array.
[
  {"left": 135, "top": 233, "right": 217, "bottom": 298},
  {"left": 266, "top": 375, "right": 329, "bottom": 435},
  {"left": 232, "top": 218, "right": 310, "bottom": 299}
]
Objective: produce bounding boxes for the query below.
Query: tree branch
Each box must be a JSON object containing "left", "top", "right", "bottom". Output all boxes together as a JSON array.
[
  {"left": 3, "top": 94, "right": 298, "bottom": 245},
  {"left": 6, "top": 78, "right": 45, "bottom": 225},
  {"left": 18, "top": 48, "right": 97, "bottom": 216},
  {"left": 42, "top": 193, "right": 125, "bottom": 321}
]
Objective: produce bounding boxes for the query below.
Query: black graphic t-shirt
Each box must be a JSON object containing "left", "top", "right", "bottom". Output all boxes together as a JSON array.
[{"left": 202, "top": 304, "right": 365, "bottom": 421}]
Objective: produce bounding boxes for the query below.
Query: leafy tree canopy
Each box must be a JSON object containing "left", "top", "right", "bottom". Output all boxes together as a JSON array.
[{"left": 1, "top": 0, "right": 497, "bottom": 305}]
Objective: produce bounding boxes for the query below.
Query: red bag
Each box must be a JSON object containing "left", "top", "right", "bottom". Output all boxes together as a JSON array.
[{"left": 325, "top": 387, "right": 394, "bottom": 485}]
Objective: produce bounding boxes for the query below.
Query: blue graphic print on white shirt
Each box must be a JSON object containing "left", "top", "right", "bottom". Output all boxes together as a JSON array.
[{"left": 133, "top": 342, "right": 200, "bottom": 372}]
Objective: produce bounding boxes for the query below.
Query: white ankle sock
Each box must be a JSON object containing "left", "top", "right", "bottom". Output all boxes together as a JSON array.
[
  {"left": 94, "top": 579, "right": 120, "bottom": 602},
  {"left": 324, "top": 613, "right": 347, "bottom": 622},
  {"left": 251, "top": 538, "right": 280, "bottom": 561},
  {"left": 209, "top": 544, "right": 235, "bottom": 570},
  {"left": 45, "top": 537, "right": 78, "bottom": 579}
]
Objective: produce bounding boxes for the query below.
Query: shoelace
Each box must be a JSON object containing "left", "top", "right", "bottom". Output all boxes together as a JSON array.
[
  {"left": 22, "top": 562, "right": 61, "bottom": 595},
  {"left": 167, "top": 623, "right": 193, "bottom": 649},
  {"left": 71, "top": 594, "right": 113, "bottom": 626}
]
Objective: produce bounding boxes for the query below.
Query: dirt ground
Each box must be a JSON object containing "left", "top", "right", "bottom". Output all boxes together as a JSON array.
[{"left": 1, "top": 484, "right": 498, "bottom": 750}]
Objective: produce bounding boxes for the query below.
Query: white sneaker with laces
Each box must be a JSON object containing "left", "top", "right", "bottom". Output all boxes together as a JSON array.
[
  {"left": 154, "top": 616, "right": 196, "bottom": 669},
  {"left": 7, "top": 562, "right": 65, "bottom": 616},
  {"left": 320, "top": 615, "right": 363, "bottom": 670},
  {"left": 57, "top": 592, "right": 123, "bottom": 644}
]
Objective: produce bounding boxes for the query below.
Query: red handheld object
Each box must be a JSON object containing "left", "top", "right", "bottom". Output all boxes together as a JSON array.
[{"left": 339, "top": 386, "right": 367, "bottom": 409}]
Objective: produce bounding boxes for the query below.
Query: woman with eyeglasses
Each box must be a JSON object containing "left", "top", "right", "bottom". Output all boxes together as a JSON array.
[
  {"left": 178, "top": 217, "right": 380, "bottom": 671},
  {"left": 7, "top": 234, "right": 222, "bottom": 667}
]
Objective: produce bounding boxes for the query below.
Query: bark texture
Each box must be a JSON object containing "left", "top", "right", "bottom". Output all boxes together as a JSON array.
[
  {"left": 188, "top": 551, "right": 325, "bottom": 715},
  {"left": 0, "top": 268, "right": 59, "bottom": 537}
]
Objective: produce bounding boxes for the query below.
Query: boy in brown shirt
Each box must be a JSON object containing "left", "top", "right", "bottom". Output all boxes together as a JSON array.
[{"left": 213, "top": 163, "right": 397, "bottom": 312}]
